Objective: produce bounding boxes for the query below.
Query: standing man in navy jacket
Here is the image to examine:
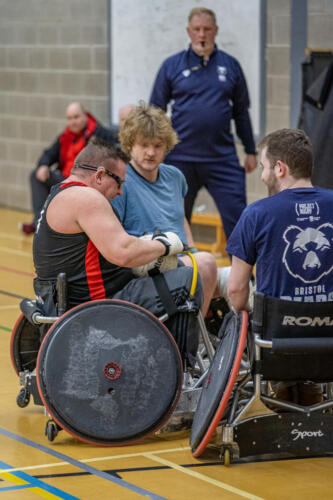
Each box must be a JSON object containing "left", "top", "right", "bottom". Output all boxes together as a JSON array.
[{"left": 150, "top": 7, "right": 257, "bottom": 240}]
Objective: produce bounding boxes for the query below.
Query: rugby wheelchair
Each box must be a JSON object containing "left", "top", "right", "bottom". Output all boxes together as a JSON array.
[
  {"left": 190, "top": 293, "right": 333, "bottom": 465},
  {"left": 10, "top": 255, "right": 219, "bottom": 445}
]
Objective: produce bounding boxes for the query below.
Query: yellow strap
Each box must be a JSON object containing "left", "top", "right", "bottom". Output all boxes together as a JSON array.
[{"left": 183, "top": 251, "right": 198, "bottom": 297}]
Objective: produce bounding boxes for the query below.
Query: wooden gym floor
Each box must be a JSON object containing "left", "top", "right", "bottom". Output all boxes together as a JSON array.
[{"left": 0, "top": 206, "right": 332, "bottom": 500}]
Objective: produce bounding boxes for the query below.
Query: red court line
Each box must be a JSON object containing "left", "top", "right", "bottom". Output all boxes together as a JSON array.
[{"left": 0, "top": 265, "right": 35, "bottom": 278}]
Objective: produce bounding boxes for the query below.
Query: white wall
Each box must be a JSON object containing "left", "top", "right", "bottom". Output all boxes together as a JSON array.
[{"left": 111, "top": 0, "right": 262, "bottom": 135}]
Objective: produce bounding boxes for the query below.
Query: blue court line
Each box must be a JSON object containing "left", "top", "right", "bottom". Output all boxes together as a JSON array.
[
  {"left": 0, "top": 427, "right": 167, "bottom": 500},
  {"left": 0, "top": 460, "right": 79, "bottom": 499},
  {"left": 0, "top": 485, "right": 30, "bottom": 492}
]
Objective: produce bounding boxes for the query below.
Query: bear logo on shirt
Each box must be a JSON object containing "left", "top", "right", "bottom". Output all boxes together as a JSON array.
[{"left": 282, "top": 223, "right": 333, "bottom": 283}]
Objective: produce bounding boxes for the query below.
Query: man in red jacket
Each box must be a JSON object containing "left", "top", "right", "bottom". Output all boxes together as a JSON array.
[{"left": 20, "top": 102, "right": 117, "bottom": 234}]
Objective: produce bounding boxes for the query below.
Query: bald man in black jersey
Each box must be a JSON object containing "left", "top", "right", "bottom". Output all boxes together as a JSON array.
[{"left": 33, "top": 137, "right": 202, "bottom": 317}]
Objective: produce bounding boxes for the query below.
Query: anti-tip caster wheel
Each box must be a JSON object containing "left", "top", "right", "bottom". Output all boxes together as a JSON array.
[
  {"left": 223, "top": 448, "right": 231, "bottom": 467},
  {"left": 16, "top": 388, "right": 30, "bottom": 408},
  {"left": 45, "top": 420, "right": 58, "bottom": 442}
]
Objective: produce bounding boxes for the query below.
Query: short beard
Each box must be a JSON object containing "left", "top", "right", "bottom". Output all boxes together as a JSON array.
[{"left": 267, "top": 173, "right": 279, "bottom": 196}]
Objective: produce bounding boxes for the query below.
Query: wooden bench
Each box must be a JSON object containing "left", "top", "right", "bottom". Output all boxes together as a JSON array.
[{"left": 190, "top": 212, "right": 227, "bottom": 256}]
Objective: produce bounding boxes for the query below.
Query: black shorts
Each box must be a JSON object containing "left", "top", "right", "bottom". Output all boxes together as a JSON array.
[
  {"left": 113, "top": 267, "right": 203, "bottom": 365},
  {"left": 112, "top": 266, "right": 203, "bottom": 318}
]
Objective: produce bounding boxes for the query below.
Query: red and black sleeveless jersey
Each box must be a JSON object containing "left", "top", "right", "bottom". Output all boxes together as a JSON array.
[{"left": 33, "top": 182, "right": 134, "bottom": 308}]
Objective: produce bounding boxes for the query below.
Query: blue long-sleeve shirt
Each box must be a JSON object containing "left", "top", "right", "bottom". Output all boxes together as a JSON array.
[{"left": 150, "top": 45, "right": 256, "bottom": 162}]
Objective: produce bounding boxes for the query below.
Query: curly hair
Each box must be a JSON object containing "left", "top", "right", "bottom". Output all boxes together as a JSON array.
[{"left": 118, "top": 101, "right": 179, "bottom": 157}]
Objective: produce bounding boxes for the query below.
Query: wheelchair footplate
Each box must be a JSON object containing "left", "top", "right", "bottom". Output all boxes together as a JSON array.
[{"left": 227, "top": 411, "right": 333, "bottom": 460}]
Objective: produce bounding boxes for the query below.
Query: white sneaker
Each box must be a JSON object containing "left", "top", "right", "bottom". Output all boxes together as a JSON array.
[
  {"left": 217, "top": 266, "right": 231, "bottom": 299},
  {"left": 248, "top": 278, "right": 256, "bottom": 310}
]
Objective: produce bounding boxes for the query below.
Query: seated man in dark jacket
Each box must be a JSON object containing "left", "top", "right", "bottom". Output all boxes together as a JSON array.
[{"left": 20, "top": 102, "right": 118, "bottom": 234}]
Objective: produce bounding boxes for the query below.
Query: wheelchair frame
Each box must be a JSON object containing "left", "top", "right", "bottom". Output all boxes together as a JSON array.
[
  {"left": 11, "top": 270, "right": 217, "bottom": 444},
  {"left": 191, "top": 293, "right": 333, "bottom": 465}
]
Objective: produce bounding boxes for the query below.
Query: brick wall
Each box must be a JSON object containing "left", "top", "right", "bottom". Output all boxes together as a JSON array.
[
  {"left": 308, "top": 0, "right": 333, "bottom": 47},
  {"left": 0, "top": 0, "right": 109, "bottom": 212},
  {"left": 1, "top": 0, "right": 332, "bottom": 216},
  {"left": 266, "top": 0, "right": 291, "bottom": 133}
]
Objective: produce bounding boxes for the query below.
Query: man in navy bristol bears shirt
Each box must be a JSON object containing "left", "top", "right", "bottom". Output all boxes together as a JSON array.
[
  {"left": 226, "top": 128, "right": 333, "bottom": 310},
  {"left": 226, "top": 128, "right": 333, "bottom": 405},
  {"left": 150, "top": 7, "right": 257, "bottom": 240}
]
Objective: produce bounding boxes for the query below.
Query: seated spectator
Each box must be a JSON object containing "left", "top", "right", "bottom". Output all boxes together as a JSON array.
[
  {"left": 33, "top": 137, "right": 202, "bottom": 348},
  {"left": 20, "top": 102, "right": 118, "bottom": 234},
  {"left": 118, "top": 104, "right": 136, "bottom": 128},
  {"left": 226, "top": 128, "right": 333, "bottom": 404},
  {"left": 112, "top": 101, "right": 227, "bottom": 315}
]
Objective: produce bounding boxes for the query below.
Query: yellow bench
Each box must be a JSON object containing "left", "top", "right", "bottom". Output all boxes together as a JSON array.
[{"left": 190, "top": 212, "right": 227, "bottom": 256}]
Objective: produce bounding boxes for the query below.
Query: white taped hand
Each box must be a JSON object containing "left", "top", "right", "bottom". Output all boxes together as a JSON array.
[
  {"left": 153, "top": 231, "right": 184, "bottom": 256},
  {"left": 132, "top": 232, "right": 181, "bottom": 277},
  {"left": 132, "top": 254, "right": 178, "bottom": 277}
]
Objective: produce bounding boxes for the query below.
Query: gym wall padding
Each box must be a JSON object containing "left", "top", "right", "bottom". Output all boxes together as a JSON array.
[{"left": 299, "top": 50, "right": 333, "bottom": 190}]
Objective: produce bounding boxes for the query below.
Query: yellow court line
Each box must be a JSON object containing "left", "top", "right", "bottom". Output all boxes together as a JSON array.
[
  {"left": 0, "top": 446, "right": 191, "bottom": 474},
  {"left": 0, "top": 462, "right": 67, "bottom": 474},
  {"left": 0, "top": 472, "right": 62, "bottom": 500},
  {"left": 82, "top": 445, "right": 192, "bottom": 464},
  {"left": 30, "top": 487, "right": 63, "bottom": 500},
  {"left": 0, "top": 304, "right": 20, "bottom": 310},
  {"left": 0, "top": 245, "right": 32, "bottom": 258},
  {"left": 0, "top": 446, "right": 265, "bottom": 500},
  {"left": 0, "top": 471, "right": 28, "bottom": 485},
  {"left": 143, "top": 454, "right": 266, "bottom": 500},
  {"left": 0, "top": 232, "right": 32, "bottom": 242}
]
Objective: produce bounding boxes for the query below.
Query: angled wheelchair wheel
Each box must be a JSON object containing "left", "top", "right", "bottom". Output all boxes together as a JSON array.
[
  {"left": 10, "top": 313, "right": 41, "bottom": 375},
  {"left": 36, "top": 299, "right": 183, "bottom": 446},
  {"left": 190, "top": 310, "right": 248, "bottom": 458}
]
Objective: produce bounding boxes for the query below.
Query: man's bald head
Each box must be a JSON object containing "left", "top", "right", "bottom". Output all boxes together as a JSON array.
[
  {"left": 119, "top": 104, "right": 136, "bottom": 128},
  {"left": 66, "top": 102, "right": 88, "bottom": 134}
]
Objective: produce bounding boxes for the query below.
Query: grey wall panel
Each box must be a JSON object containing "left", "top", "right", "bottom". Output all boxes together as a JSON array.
[{"left": 111, "top": 0, "right": 262, "bottom": 135}]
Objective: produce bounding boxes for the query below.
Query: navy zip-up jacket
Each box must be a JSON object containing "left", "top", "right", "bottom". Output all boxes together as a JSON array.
[{"left": 150, "top": 45, "right": 256, "bottom": 162}]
